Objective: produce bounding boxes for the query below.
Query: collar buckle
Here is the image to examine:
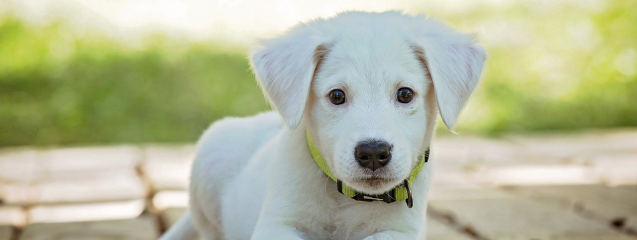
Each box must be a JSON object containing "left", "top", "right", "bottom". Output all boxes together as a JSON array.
[
  {"left": 351, "top": 189, "right": 396, "bottom": 204},
  {"left": 403, "top": 179, "right": 413, "bottom": 208}
]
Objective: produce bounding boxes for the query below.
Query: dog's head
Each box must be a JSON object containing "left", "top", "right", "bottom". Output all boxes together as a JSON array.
[{"left": 251, "top": 11, "right": 486, "bottom": 194}]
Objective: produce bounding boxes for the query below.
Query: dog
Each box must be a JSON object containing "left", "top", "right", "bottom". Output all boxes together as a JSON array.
[{"left": 160, "top": 11, "right": 486, "bottom": 240}]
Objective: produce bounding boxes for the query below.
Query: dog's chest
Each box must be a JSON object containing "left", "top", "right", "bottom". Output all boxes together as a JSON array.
[
  {"left": 299, "top": 187, "right": 399, "bottom": 240},
  {"left": 299, "top": 207, "right": 377, "bottom": 240}
]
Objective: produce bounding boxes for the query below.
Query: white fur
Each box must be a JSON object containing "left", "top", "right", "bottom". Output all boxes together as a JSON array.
[{"left": 159, "top": 11, "right": 486, "bottom": 240}]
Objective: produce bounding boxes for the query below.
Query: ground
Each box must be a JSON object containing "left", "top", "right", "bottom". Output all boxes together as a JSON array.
[{"left": 0, "top": 129, "right": 636, "bottom": 240}]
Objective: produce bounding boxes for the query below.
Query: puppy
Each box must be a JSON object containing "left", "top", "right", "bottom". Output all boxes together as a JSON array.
[{"left": 160, "top": 11, "right": 486, "bottom": 240}]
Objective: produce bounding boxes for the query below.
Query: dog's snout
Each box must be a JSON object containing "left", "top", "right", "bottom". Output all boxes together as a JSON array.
[{"left": 354, "top": 140, "right": 392, "bottom": 171}]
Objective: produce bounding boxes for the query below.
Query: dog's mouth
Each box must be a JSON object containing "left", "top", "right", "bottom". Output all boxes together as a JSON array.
[
  {"left": 343, "top": 173, "right": 404, "bottom": 194},
  {"left": 355, "top": 177, "right": 395, "bottom": 188}
]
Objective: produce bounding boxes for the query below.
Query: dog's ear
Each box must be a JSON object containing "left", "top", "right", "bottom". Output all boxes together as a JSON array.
[
  {"left": 250, "top": 27, "right": 328, "bottom": 129},
  {"left": 411, "top": 22, "right": 487, "bottom": 130}
]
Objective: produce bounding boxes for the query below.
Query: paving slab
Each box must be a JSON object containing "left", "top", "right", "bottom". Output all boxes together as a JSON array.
[
  {"left": 0, "top": 205, "right": 27, "bottom": 226},
  {"left": 433, "top": 129, "right": 637, "bottom": 187},
  {"left": 2, "top": 169, "right": 147, "bottom": 205},
  {"left": 425, "top": 217, "right": 473, "bottom": 240},
  {"left": 431, "top": 136, "right": 604, "bottom": 187},
  {"left": 433, "top": 136, "right": 523, "bottom": 166},
  {"left": 29, "top": 199, "right": 146, "bottom": 224},
  {"left": 503, "top": 185, "right": 637, "bottom": 231},
  {"left": 19, "top": 215, "right": 158, "bottom": 240},
  {"left": 477, "top": 164, "right": 599, "bottom": 186},
  {"left": 589, "top": 154, "right": 637, "bottom": 185},
  {"left": 0, "top": 226, "right": 12, "bottom": 240},
  {"left": 430, "top": 170, "right": 481, "bottom": 188},
  {"left": 503, "top": 129, "right": 637, "bottom": 158},
  {"left": 0, "top": 149, "right": 40, "bottom": 183},
  {"left": 0, "top": 146, "right": 144, "bottom": 205},
  {"left": 428, "top": 186, "right": 514, "bottom": 201},
  {"left": 429, "top": 191, "right": 633, "bottom": 240},
  {"left": 0, "top": 146, "right": 142, "bottom": 183},
  {"left": 40, "top": 146, "right": 142, "bottom": 173},
  {"left": 152, "top": 190, "right": 188, "bottom": 211},
  {"left": 143, "top": 145, "right": 195, "bottom": 192}
]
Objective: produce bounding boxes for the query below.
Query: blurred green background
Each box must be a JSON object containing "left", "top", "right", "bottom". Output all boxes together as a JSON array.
[{"left": 1, "top": 0, "right": 636, "bottom": 147}]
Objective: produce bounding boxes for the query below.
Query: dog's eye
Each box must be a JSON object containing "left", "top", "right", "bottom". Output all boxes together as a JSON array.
[
  {"left": 396, "top": 88, "right": 414, "bottom": 103},
  {"left": 329, "top": 89, "right": 346, "bottom": 105}
]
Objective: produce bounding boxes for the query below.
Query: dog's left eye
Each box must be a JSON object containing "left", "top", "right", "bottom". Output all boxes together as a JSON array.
[
  {"left": 329, "top": 89, "right": 346, "bottom": 105},
  {"left": 396, "top": 88, "right": 414, "bottom": 103}
]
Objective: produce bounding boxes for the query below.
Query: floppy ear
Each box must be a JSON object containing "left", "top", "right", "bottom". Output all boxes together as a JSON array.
[
  {"left": 250, "top": 27, "right": 329, "bottom": 129},
  {"left": 412, "top": 29, "right": 487, "bottom": 130}
]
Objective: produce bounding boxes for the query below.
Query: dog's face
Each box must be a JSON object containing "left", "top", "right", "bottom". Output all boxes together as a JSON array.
[
  {"left": 304, "top": 40, "right": 433, "bottom": 194},
  {"left": 251, "top": 12, "right": 486, "bottom": 194}
]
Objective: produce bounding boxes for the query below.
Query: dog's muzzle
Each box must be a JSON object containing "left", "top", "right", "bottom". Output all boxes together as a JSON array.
[{"left": 307, "top": 131, "right": 429, "bottom": 208}]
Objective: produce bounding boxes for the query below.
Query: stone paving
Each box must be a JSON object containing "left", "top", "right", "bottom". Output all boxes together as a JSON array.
[{"left": 0, "top": 129, "right": 636, "bottom": 240}]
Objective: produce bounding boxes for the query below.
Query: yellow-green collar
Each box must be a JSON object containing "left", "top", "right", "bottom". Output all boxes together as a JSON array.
[{"left": 306, "top": 131, "right": 429, "bottom": 208}]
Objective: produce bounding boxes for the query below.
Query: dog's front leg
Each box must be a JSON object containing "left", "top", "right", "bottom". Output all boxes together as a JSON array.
[
  {"left": 248, "top": 130, "right": 333, "bottom": 240},
  {"left": 250, "top": 188, "right": 318, "bottom": 239},
  {"left": 248, "top": 167, "right": 316, "bottom": 239},
  {"left": 363, "top": 230, "right": 418, "bottom": 240}
]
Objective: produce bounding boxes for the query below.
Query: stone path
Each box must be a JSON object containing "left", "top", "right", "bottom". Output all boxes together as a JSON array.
[{"left": 0, "top": 129, "right": 636, "bottom": 240}]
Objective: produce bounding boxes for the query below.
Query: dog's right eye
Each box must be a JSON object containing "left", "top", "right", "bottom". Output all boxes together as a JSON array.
[
  {"left": 329, "top": 89, "right": 346, "bottom": 105},
  {"left": 396, "top": 88, "right": 414, "bottom": 103}
]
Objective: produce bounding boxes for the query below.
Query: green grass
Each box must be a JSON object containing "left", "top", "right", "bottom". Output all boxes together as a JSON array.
[
  {"left": 447, "top": 0, "right": 637, "bottom": 134},
  {"left": 1, "top": 0, "right": 636, "bottom": 146},
  {"left": 0, "top": 18, "right": 268, "bottom": 146}
]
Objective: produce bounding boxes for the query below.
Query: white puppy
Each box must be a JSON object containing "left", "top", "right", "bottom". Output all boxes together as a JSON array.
[{"left": 160, "top": 11, "right": 486, "bottom": 240}]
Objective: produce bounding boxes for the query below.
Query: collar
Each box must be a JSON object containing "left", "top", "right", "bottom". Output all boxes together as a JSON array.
[{"left": 306, "top": 131, "right": 429, "bottom": 208}]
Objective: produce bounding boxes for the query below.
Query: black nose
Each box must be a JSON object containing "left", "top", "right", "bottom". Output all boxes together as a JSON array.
[{"left": 354, "top": 140, "right": 392, "bottom": 171}]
